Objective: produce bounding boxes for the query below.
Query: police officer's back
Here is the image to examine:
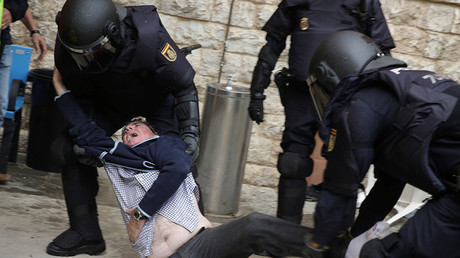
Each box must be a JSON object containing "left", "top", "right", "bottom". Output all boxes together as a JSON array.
[{"left": 303, "top": 30, "right": 460, "bottom": 258}]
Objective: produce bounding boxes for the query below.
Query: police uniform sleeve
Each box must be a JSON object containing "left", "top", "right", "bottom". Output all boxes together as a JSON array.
[
  {"left": 249, "top": 0, "right": 293, "bottom": 123},
  {"left": 154, "top": 26, "right": 200, "bottom": 161},
  {"left": 366, "top": 0, "right": 395, "bottom": 54},
  {"left": 252, "top": 0, "right": 293, "bottom": 93}
]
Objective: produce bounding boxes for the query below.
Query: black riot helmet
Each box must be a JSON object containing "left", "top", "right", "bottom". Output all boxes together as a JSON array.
[
  {"left": 56, "top": 0, "right": 125, "bottom": 73},
  {"left": 307, "top": 30, "right": 406, "bottom": 120}
]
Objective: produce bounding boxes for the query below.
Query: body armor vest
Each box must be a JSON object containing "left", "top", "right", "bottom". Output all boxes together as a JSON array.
[
  {"left": 285, "top": 0, "right": 364, "bottom": 81},
  {"left": 337, "top": 68, "right": 458, "bottom": 195},
  {"left": 110, "top": 5, "right": 160, "bottom": 73}
]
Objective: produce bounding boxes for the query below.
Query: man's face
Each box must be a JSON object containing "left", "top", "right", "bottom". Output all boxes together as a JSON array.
[{"left": 122, "top": 122, "right": 155, "bottom": 147}]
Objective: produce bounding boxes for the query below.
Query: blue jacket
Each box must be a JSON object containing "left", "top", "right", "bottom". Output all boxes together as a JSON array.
[{"left": 55, "top": 91, "right": 193, "bottom": 217}]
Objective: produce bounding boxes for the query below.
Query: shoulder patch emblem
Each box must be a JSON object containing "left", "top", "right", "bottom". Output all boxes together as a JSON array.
[
  {"left": 328, "top": 128, "right": 337, "bottom": 152},
  {"left": 161, "top": 43, "right": 177, "bottom": 62}
]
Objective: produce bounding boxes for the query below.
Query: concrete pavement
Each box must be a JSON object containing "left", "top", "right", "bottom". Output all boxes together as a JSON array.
[
  {"left": 0, "top": 152, "right": 406, "bottom": 258},
  {"left": 0, "top": 152, "right": 316, "bottom": 258}
]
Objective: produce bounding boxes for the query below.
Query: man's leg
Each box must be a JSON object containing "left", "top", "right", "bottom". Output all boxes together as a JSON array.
[
  {"left": 0, "top": 45, "right": 12, "bottom": 181},
  {"left": 277, "top": 81, "right": 318, "bottom": 224},
  {"left": 172, "top": 212, "right": 311, "bottom": 258},
  {"left": 0, "top": 45, "right": 12, "bottom": 128}
]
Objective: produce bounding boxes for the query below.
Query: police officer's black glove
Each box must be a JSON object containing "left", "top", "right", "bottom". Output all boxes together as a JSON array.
[
  {"left": 248, "top": 94, "right": 265, "bottom": 124},
  {"left": 181, "top": 133, "right": 200, "bottom": 163},
  {"left": 73, "top": 144, "right": 104, "bottom": 167}
]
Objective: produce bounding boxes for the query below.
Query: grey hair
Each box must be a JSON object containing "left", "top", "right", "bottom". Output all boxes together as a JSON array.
[{"left": 121, "top": 116, "right": 157, "bottom": 138}]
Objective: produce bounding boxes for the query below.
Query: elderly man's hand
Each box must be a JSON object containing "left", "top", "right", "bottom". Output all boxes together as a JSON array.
[{"left": 125, "top": 208, "right": 146, "bottom": 243}]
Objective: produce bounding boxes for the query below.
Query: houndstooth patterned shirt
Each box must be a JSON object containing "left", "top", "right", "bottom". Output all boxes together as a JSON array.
[{"left": 104, "top": 164, "right": 200, "bottom": 257}]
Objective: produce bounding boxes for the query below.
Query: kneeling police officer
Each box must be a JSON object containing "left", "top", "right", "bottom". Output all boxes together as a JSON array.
[{"left": 303, "top": 30, "right": 460, "bottom": 258}]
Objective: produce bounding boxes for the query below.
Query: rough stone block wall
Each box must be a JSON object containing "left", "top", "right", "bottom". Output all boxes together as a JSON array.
[{"left": 9, "top": 0, "right": 460, "bottom": 188}]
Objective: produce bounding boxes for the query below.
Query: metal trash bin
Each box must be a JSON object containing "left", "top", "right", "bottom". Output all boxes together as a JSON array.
[
  {"left": 196, "top": 82, "right": 252, "bottom": 216},
  {"left": 26, "top": 68, "right": 66, "bottom": 172}
]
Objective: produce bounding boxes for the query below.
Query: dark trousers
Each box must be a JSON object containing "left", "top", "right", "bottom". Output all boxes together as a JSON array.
[
  {"left": 398, "top": 193, "right": 460, "bottom": 257},
  {"left": 170, "top": 212, "right": 311, "bottom": 258},
  {"left": 279, "top": 80, "right": 318, "bottom": 156},
  {"left": 276, "top": 80, "right": 319, "bottom": 224}
]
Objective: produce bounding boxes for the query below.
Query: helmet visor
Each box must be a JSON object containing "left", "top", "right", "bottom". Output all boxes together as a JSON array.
[
  {"left": 307, "top": 75, "right": 331, "bottom": 121},
  {"left": 65, "top": 36, "right": 117, "bottom": 74}
]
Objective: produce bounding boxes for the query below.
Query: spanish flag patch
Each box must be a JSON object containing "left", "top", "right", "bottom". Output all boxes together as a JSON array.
[
  {"left": 161, "top": 43, "right": 177, "bottom": 62},
  {"left": 328, "top": 128, "right": 337, "bottom": 152}
]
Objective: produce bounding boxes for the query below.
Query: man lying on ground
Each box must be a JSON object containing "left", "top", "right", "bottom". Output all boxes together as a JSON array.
[{"left": 52, "top": 67, "right": 313, "bottom": 258}]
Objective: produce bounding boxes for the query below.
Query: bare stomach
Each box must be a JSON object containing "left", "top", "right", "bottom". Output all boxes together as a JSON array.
[{"left": 148, "top": 197, "right": 212, "bottom": 258}]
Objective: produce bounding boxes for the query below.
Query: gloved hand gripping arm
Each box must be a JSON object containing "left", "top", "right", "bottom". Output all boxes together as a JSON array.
[
  {"left": 248, "top": 44, "right": 280, "bottom": 124},
  {"left": 175, "top": 89, "right": 200, "bottom": 163}
]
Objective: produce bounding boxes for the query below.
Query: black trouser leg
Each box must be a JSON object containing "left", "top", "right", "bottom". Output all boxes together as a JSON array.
[
  {"left": 172, "top": 212, "right": 312, "bottom": 258},
  {"left": 277, "top": 80, "right": 318, "bottom": 224}
]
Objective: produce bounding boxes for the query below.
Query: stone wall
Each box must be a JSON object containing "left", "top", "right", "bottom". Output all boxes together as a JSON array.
[{"left": 9, "top": 0, "right": 460, "bottom": 188}]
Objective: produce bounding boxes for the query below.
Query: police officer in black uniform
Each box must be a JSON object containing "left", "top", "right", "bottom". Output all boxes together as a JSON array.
[
  {"left": 248, "top": 0, "right": 395, "bottom": 225},
  {"left": 303, "top": 30, "right": 460, "bottom": 257},
  {"left": 47, "top": 0, "right": 201, "bottom": 256}
]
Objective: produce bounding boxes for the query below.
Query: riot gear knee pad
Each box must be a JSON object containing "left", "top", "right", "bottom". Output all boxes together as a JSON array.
[{"left": 277, "top": 152, "right": 313, "bottom": 178}]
